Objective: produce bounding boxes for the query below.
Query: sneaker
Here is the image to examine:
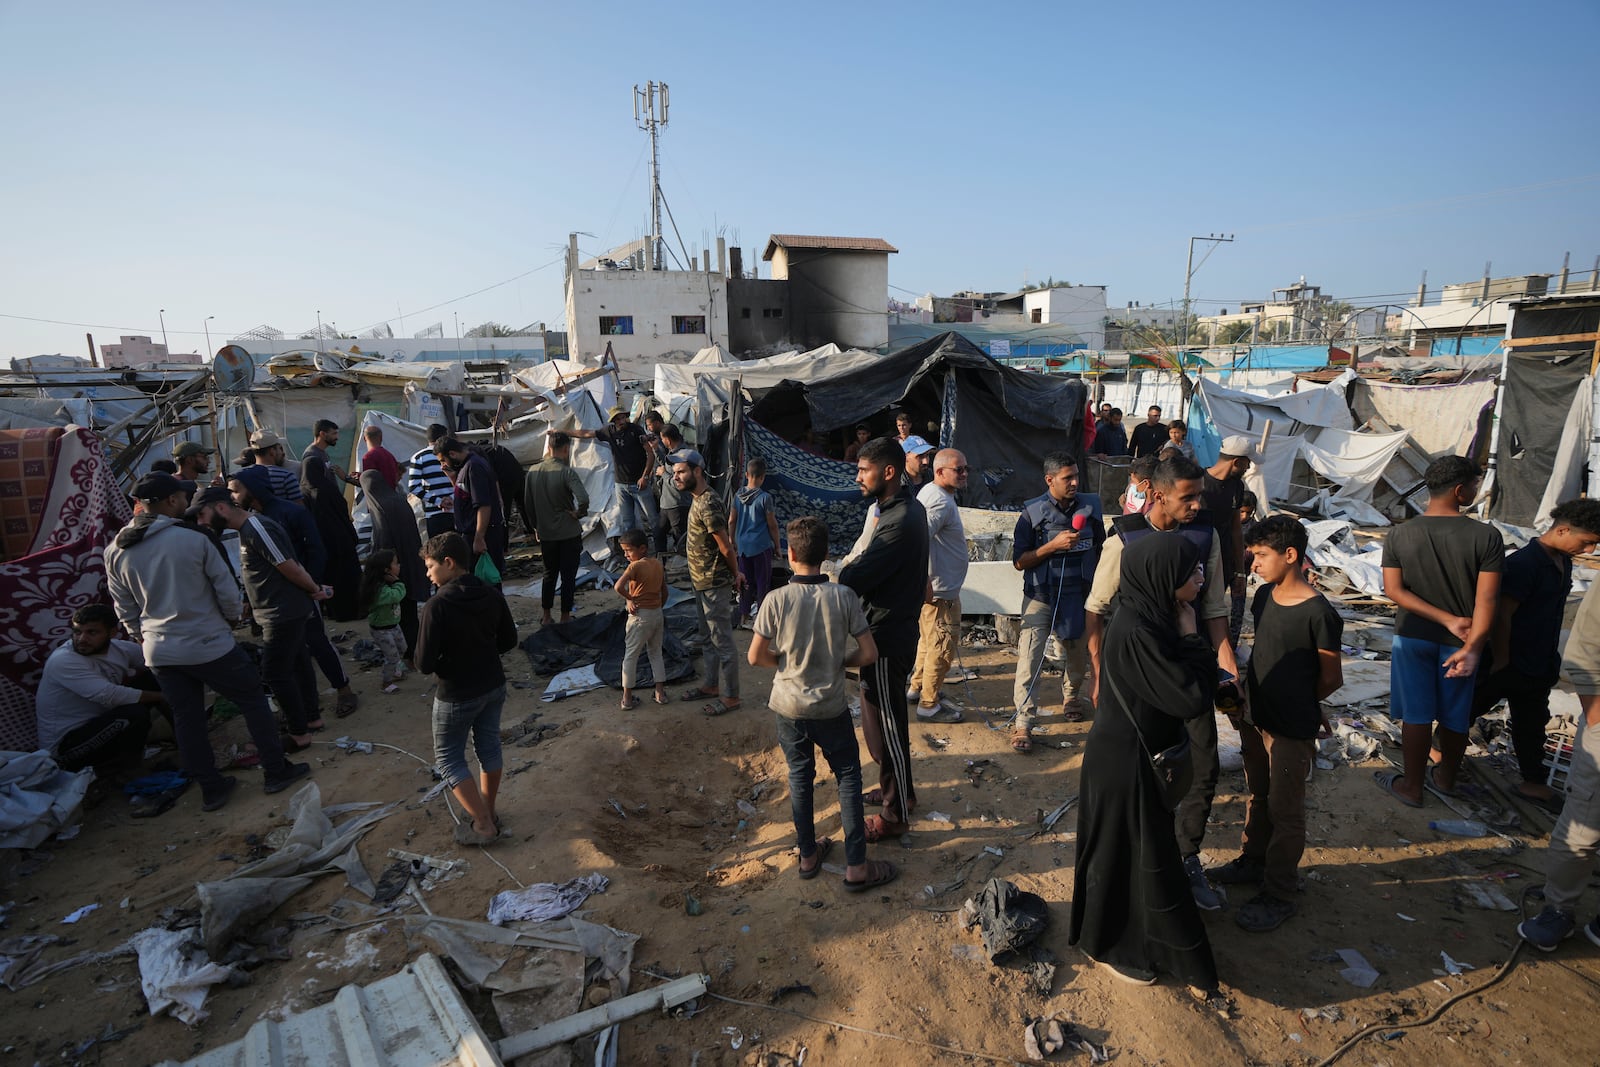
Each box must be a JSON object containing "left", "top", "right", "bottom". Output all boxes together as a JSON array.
[
  {"left": 201, "top": 776, "right": 238, "bottom": 812},
  {"left": 1207, "top": 854, "right": 1266, "bottom": 886},
  {"left": 916, "top": 702, "right": 963, "bottom": 724},
  {"left": 1586, "top": 916, "right": 1600, "bottom": 950},
  {"left": 1517, "top": 906, "right": 1576, "bottom": 951},
  {"left": 1184, "top": 854, "right": 1225, "bottom": 912},
  {"left": 1235, "top": 892, "right": 1296, "bottom": 932},
  {"left": 263, "top": 761, "right": 312, "bottom": 795}
]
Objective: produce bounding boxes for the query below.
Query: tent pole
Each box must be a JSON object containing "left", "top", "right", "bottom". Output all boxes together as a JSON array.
[{"left": 1478, "top": 334, "right": 1514, "bottom": 518}]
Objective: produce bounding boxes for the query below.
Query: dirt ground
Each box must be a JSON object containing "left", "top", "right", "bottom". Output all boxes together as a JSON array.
[{"left": 6, "top": 561, "right": 1600, "bottom": 1067}]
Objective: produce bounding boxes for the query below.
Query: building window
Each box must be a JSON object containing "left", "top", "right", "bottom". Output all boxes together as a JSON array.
[
  {"left": 1030, "top": 308, "right": 1042, "bottom": 323},
  {"left": 762, "top": 307, "right": 784, "bottom": 319},
  {"left": 741, "top": 307, "right": 751, "bottom": 319},
  {"left": 672, "top": 315, "right": 706, "bottom": 335},
  {"left": 599, "top": 315, "right": 633, "bottom": 335}
]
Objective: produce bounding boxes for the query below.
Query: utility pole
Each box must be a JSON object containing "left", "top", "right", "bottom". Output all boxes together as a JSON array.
[
  {"left": 633, "top": 81, "right": 669, "bottom": 271},
  {"left": 1182, "top": 234, "right": 1233, "bottom": 346}
]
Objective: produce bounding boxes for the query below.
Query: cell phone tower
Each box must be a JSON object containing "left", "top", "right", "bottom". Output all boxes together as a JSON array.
[{"left": 633, "top": 81, "right": 669, "bottom": 271}]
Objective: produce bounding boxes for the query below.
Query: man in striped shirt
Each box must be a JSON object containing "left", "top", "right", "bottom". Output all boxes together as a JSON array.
[
  {"left": 248, "top": 429, "right": 304, "bottom": 503},
  {"left": 408, "top": 423, "right": 456, "bottom": 538}
]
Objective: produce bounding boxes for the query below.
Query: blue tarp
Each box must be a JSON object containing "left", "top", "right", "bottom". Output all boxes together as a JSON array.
[
  {"left": 1430, "top": 335, "right": 1502, "bottom": 358},
  {"left": 1225, "top": 345, "right": 1330, "bottom": 371}
]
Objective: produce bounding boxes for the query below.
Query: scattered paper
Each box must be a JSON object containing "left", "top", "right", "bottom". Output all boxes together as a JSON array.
[
  {"left": 928, "top": 811, "right": 952, "bottom": 823},
  {"left": 1336, "top": 948, "right": 1379, "bottom": 988},
  {"left": 1397, "top": 913, "right": 1416, "bottom": 922},
  {"left": 61, "top": 904, "right": 99, "bottom": 924},
  {"left": 1440, "top": 952, "right": 1475, "bottom": 976}
]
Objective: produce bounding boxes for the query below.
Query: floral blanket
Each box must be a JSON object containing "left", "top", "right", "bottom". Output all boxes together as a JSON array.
[{"left": 0, "top": 428, "right": 131, "bottom": 752}]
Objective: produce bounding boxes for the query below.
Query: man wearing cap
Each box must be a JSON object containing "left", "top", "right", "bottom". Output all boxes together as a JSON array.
[
  {"left": 247, "top": 429, "right": 303, "bottom": 503},
  {"left": 1205, "top": 435, "right": 1257, "bottom": 644},
  {"left": 203, "top": 487, "right": 331, "bottom": 747},
  {"left": 174, "top": 441, "right": 217, "bottom": 486},
  {"left": 105, "top": 474, "right": 309, "bottom": 811},
  {"left": 901, "top": 435, "right": 936, "bottom": 491},
  {"left": 408, "top": 423, "right": 457, "bottom": 538},
  {"left": 673, "top": 448, "right": 741, "bottom": 715},
  {"left": 435, "top": 436, "right": 507, "bottom": 581},
  {"left": 574, "top": 408, "right": 657, "bottom": 551}
]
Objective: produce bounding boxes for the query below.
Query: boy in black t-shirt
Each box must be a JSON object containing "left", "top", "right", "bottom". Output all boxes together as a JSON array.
[{"left": 1209, "top": 515, "right": 1343, "bottom": 932}]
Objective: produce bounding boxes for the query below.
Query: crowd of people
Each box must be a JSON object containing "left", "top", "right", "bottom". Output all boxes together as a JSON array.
[{"left": 30, "top": 405, "right": 1600, "bottom": 993}]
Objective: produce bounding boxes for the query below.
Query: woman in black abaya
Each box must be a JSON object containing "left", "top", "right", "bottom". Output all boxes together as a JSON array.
[{"left": 1070, "top": 531, "right": 1219, "bottom": 989}]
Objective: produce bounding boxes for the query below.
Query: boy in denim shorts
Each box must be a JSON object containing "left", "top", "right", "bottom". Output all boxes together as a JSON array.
[
  {"left": 416, "top": 532, "right": 519, "bottom": 845},
  {"left": 1376, "top": 456, "right": 1503, "bottom": 808}
]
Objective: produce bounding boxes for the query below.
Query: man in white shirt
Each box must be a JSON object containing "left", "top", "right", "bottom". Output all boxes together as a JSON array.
[
  {"left": 35, "top": 603, "right": 162, "bottom": 773},
  {"left": 911, "top": 449, "right": 969, "bottom": 722}
]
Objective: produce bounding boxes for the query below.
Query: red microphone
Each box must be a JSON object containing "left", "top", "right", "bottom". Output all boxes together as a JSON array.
[{"left": 1071, "top": 513, "right": 1087, "bottom": 532}]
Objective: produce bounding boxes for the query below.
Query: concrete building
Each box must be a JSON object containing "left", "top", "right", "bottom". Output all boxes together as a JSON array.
[
  {"left": 99, "top": 335, "right": 203, "bottom": 369},
  {"left": 564, "top": 234, "right": 730, "bottom": 381},
  {"left": 761, "top": 235, "right": 896, "bottom": 350},
  {"left": 911, "top": 283, "right": 1109, "bottom": 351}
]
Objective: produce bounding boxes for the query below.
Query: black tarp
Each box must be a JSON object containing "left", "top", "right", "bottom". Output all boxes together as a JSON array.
[
  {"left": 747, "top": 332, "right": 1087, "bottom": 506},
  {"left": 1491, "top": 351, "right": 1589, "bottom": 525},
  {"left": 519, "top": 605, "right": 698, "bottom": 688}
]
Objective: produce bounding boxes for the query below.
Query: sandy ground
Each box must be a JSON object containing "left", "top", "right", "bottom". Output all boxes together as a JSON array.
[{"left": 6, "top": 562, "right": 1600, "bottom": 1066}]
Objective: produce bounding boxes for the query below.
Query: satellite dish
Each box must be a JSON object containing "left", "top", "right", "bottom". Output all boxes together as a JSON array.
[{"left": 213, "top": 345, "right": 256, "bottom": 393}]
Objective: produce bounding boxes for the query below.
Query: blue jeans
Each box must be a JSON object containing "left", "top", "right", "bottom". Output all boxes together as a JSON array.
[
  {"left": 432, "top": 684, "right": 506, "bottom": 787},
  {"left": 775, "top": 711, "right": 867, "bottom": 868},
  {"left": 617, "top": 483, "right": 660, "bottom": 545}
]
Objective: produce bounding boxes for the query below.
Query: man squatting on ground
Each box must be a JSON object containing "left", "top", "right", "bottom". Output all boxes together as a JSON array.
[
  {"left": 35, "top": 603, "right": 162, "bottom": 775},
  {"left": 1011, "top": 451, "right": 1104, "bottom": 752},
  {"left": 1083, "top": 454, "right": 1240, "bottom": 910},
  {"left": 749, "top": 515, "right": 898, "bottom": 892},
  {"left": 909, "top": 448, "right": 969, "bottom": 724},
  {"left": 105, "top": 473, "right": 310, "bottom": 812},
  {"left": 839, "top": 436, "right": 930, "bottom": 842}
]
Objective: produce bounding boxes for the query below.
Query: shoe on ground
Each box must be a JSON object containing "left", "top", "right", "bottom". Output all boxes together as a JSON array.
[
  {"left": 1235, "top": 892, "right": 1296, "bottom": 932},
  {"left": 916, "top": 702, "right": 963, "bottom": 724},
  {"left": 264, "top": 761, "right": 311, "bottom": 795},
  {"left": 201, "top": 776, "right": 239, "bottom": 812},
  {"left": 1518, "top": 906, "right": 1576, "bottom": 951},
  {"left": 1207, "top": 854, "right": 1266, "bottom": 886},
  {"left": 1184, "top": 854, "right": 1225, "bottom": 911},
  {"left": 1586, "top": 916, "right": 1600, "bottom": 950}
]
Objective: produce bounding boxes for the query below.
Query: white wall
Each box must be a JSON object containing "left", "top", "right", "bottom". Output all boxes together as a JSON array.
[
  {"left": 566, "top": 267, "right": 729, "bottom": 381},
  {"left": 1023, "top": 286, "right": 1107, "bottom": 349},
  {"left": 229, "top": 335, "right": 547, "bottom": 364}
]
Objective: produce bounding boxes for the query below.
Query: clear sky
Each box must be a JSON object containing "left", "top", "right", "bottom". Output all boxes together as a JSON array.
[{"left": 3, "top": 0, "right": 1597, "bottom": 358}]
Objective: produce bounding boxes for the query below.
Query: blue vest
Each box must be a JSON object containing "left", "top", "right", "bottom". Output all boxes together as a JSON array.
[
  {"left": 1019, "top": 491, "right": 1103, "bottom": 604},
  {"left": 1110, "top": 512, "right": 1217, "bottom": 607}
]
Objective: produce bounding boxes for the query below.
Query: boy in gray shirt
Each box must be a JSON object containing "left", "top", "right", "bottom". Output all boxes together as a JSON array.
[{"left": 749, "top": 516, "right": 897, "bottom": 893}]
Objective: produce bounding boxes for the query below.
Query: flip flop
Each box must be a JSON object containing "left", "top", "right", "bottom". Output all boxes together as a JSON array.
[
  {"left": 1374, "top": 770, "right": 1423, "bottom": 809},
  {"left": 680, "top": 687, "right": 718, "bottom": 703},
  {"left": 1011, "top": 727, "right": 1033, "bottom": 753},
  {"left": 798, "top": 838, "right": 833, "bottom": 880},
  {"left": 1423, "top": 766, "right": 1461, "bottom": 799},
  {"left": 843, "top": 859, "right": 899, "bottom": 893},
  {"left": 864, "top": 814, "right": 908, "bottom": 843},
  {"left": 702, "top": 699, "right": 740, "bottom": 717},
  {"left": 653, "top": 693, "right": 670, "bottom": 706},
  {"left": 620, "top": 697, "right": 640, "bottom": 710}
]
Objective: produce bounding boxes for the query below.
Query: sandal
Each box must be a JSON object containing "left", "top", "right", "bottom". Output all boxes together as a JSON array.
[
  {"left": 335, "top": 691, "right": 359, "bottom": 718},
  {"left": 798, "top": 838, "right": 833, "bottom": 880},
  {"left": 653, "top": 692, "right": 669, "bottom": 706},
  {"left": 620, "top": 696, "right": 640, "bottom": 710},
  {"left": 679, "top": 687, "right": 718, "bottom": 703},
  {"left": 702, "top": 699, "right": 740, "bottom": 717},
  {"left": 862, "top": 788, "right": 884, "bottom": 807},
  {"left": 1374, "top": 769, "right": 1423, "bottom": 808},
  {"left": 1011, "top": 727, "right": 1033, "bottom": 753},
  {"left": 864, "top": 814, "right": 908, "bottom": 843},
  {"left": 1423, "top": 766, "right": 1461, "bottom": 798},
  {"left": 843, "top": 859, "right": 899, "bottom": 893}
]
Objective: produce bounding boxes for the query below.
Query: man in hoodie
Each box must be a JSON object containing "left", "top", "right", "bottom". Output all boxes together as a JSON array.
[
  {"left": 202, "top": 486, "right": 330, "bottom": 749},
  {"left": 840, "top": 437, "right": 930, "bottom": 842},
  {"left": 104, "top": 473, "right": 309, "bottom": 811},
  {"left": 232, "top": 465, "right": 360, "bottom": 721},
  {"left": 415, "top": 532, "right": 519, "bottom": 846}
]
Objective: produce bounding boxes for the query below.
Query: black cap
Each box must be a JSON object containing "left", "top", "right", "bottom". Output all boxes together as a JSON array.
[
  {"left": 184, "top": 485, "right": 232, "bottom": 518},
  {"left": 131, "top": 472, "right": 188, "bottom": 502}
]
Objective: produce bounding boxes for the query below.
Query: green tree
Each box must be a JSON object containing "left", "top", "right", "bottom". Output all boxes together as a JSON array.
[
  {"left": 465, "top": 322, "right": 518, "bottom": 338},
  {"left": 1214, "top": 320, "right": 1254, "bottom": 345}
]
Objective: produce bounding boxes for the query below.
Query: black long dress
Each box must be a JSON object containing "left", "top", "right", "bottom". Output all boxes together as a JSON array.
[
  {"left": 361, "top": 470, "right": 427, "bottom": 655},
  {"left": 1069, "top": 531, "right": 1219, "bottom": 989},
  {"left": 301, "top": 443, "right": 362, "bottom": 621}
]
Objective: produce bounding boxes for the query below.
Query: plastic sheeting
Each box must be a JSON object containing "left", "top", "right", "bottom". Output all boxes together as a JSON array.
[
  {"left": 0, "top": 751, "right": 92, "bottom": 849},
  {"left": 1491, "top": 352, "right": 1591, "bottom": 526},
  {"left": 1353, "top": 378, "right": 1496, "bottom": 458}
]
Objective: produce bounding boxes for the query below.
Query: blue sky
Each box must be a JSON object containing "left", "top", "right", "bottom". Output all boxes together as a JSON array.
[{"left": 2, "top": 0, "right": 1597, "bottom": 357}]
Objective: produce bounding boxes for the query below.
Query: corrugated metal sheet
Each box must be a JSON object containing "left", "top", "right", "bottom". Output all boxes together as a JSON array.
[{"left": 177, "top": 953, "right": 501, "bottom": 1067}]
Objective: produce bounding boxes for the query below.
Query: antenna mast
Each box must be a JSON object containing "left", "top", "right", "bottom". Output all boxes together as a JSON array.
[{"left": 633, "top": 81, "right": 669, "bottom": 271}]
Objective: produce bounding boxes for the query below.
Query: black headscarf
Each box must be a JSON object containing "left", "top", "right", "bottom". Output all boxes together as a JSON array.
[{"left": 1117, "top": 531, "right": 1204, "bottom": 635}]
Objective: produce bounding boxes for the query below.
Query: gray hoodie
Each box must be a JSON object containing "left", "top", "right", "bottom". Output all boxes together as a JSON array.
[{"left": 104, "top": 514, "right": 243, "bottom": 668}]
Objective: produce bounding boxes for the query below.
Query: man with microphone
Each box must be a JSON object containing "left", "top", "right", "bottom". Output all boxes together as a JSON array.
[{"left": 1010, "top": 451, "right": 1104, "bottom": 752}]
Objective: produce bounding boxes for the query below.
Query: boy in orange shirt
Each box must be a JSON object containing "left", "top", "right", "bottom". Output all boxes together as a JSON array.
[{"left": 616, "top": 529, "right": 667, "bottom": 708}]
